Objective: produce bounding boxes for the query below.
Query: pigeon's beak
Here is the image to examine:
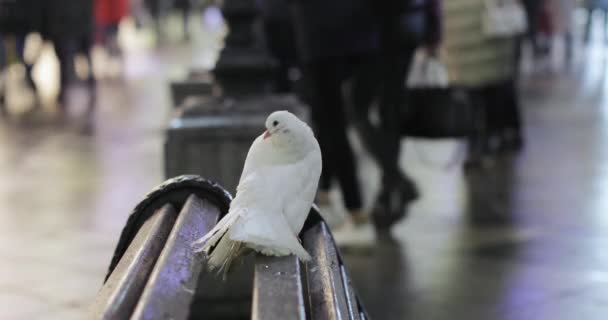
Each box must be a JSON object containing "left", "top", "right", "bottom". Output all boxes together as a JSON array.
[{"left": 263, "top": 130, "right": 272, "bottom": 140}]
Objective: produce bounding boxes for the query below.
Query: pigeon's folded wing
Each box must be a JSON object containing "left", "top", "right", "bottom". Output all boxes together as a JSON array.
[
  {"left": 228, "top": 165, "right": 312, "bottom": 261},
  {"left": 283, "top": 151, "right": 322, "bottom": 234}
]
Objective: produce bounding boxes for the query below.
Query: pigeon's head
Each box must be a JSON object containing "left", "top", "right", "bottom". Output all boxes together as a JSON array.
[{"left": 263, "top": 110, "right": 315, "bottom": 153}]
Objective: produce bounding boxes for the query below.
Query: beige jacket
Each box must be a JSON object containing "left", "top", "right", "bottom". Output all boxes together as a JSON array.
[{"left": 440, "top": 0, "right": 516, "bottom": 87}]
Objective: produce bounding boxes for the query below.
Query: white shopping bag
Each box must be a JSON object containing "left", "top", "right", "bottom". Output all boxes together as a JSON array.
[{"left": 406, "top": 50, "right": 449, "bottom": 89}]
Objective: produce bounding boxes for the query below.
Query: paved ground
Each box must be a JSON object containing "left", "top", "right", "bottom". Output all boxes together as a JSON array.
[{"left": 2, "top": 9, "right": 608, "bottom": 320}]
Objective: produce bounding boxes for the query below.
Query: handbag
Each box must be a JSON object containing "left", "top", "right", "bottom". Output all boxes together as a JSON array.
[
  {"left": 402, "top": 52, "right": 473, "bottom": 139},
  {"left": 482, "top": 0, "right": 528, "bottom": 38}
]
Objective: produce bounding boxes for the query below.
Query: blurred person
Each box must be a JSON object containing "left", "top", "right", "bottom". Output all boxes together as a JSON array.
[
  {"left": 0, "top": 0, "right": 41, "bottom": 113},
  {"left": 257, "top": 0, "right": 298, "bottom": 93},
  {"left": 584, "top": 0, "right": 608, "bottom": 44},
  {"left": 291, "top": 0, "right": 379, "bottom": 227},
  {"left": 546, "top": 0, "right": 575, "bottom": 62},
  {"left": 364, "top": 0, "right": 442, "bottom": 230},
  {"left": 175, "top": 0, "right": 191, "bottom": 40},
  {"left": 95, "top": 0, "right": 129, "bottom": 57},
  {"left": 441, "top": 0, "right": 522, "bottom": 163},
  {"left": 43, "top": 0, "right": 96, "bottom": 106},
  {"left": 522, "top": 0, "right": 543, "bottom": 55}
]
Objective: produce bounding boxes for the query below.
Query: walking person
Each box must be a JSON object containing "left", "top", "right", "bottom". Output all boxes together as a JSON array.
[
  {"left": 44, "top": 0, "right": 96, "bottom": 107},
  {"left": 355, "top": 0, "right": 442, "bottom": 231},
  {"left": 0, "top": 0, "right": 41, "bottom": 114},
  {"left": 291, "top": 0, "right": 379, "bottom": 228},
  {"left": 441, "top": 0, "right": 521, "bottom": 163},
  {"left": 95, "top": 0, "right": 129, "bottom": 58},
  {"left": 584, "top": 0, "right": 608, "bottom": 44}
]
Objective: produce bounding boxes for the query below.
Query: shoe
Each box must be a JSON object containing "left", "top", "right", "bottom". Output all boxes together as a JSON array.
[
  {"left": 332, "top": 221, "right": 375, "bottom": 250},
  {"left": 371, "top": 178, "right": 418, "bottom": 230},
  {"left": 316, "top": 191, "right": 346, "bottom": 228}
]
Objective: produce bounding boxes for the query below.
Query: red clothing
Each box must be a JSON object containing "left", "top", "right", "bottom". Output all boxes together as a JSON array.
[{"left": 95, "top": 0, "right": 129, "bottom": 26}]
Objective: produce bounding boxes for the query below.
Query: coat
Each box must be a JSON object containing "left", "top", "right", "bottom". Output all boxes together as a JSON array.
[
  {"left": 291, "top": 0, "right": 380, "bottom": 62},
  {"left": 95, "top": 0, "right": 129, "bottom": 26},
  {"left": 440, "top": 0, "right": 516, "bottom": 87},
  {"left": 44, "top": 0, "right": 94, "bottom": 39},
  {"left": 0, "top": 0, "right": 41, "bottom": 35}
]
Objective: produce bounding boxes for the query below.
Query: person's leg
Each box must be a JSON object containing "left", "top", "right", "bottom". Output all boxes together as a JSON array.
[
  {"left": 584, "top": 6, "right": 593, "bottom": 43},
  {"left": 466, "top": 86, "right": 490, "bottom": 166},
  {"left": 349, "top": 51, "right": 418, "bottom": 228},
  {"left": 604, "top": 8, "right": 608, "bottom": 43},
  {"left": 78, "top": 35, "right": 97, "bottom": 110},
  {"left": 181, "top": 3, "right": 190, "bottom": 40},
  {"left": 523, "top": 0, "right": 541, "bottom": 52},
  {"left": 305, "top": 58, "right": 363, "bottom": 214},
  {"left": 15, "top": 35, "right": 37, "bottom": 93},
  {"left": 0, "top": 36, "right": 6, "bottom": 115},
  {"left": 501, "top": 79, "right": 524, "bottom": 151},
  {"left": 54, "top": 37, "right": 77, "bottom": 105}
]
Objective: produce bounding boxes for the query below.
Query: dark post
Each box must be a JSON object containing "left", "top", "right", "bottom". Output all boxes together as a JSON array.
[{"left": 213, "top": 0, "right": 277, "bottom": 96}]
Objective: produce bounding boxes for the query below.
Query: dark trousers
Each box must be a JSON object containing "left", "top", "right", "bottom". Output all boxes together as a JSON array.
[
  {"left": 52, "top": 35, "right": 95, "bottom": 103},
  {"left": 469, "top": 79, "right": 522, "bottom": 154},
  {"left": 304, "top": 56, "right": 366, "bottom": 211},
  {"left": 347, "top": 51, "right": 415, "bottom": 190},
  {"left": 584, "top": 6, "right": 608, "bottom": 43},
  {"left": 522, "top": 0, "right": 541, "bottom": 52}
]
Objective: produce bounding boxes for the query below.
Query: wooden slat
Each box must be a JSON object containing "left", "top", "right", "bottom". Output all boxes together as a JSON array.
[
  {"left": 131, "top": 194, "right": 220, "bottom": 320},
  {"left": 252, "top": 255, "right": 307, "bottom": 320},
  {"left": 89, "top": 204, "right": 177, "bottom": 319},
  {"left": 302, "top": 223, "right": 350, "bottom": 320}
]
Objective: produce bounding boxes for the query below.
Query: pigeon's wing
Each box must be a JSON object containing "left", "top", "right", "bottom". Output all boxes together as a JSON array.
[
  {"left": 283, "top": 151, "right": 322, "bottom": 234},
  {"left": 229, "top": 205, "right": 311, "bottom": 261},
  {"left": 228, "top": 165, "right": 312, "bottom": 261},
  {"left": 237, "top": 134, "right": 266, "bottom": 185},
  {"left": 191, "top": 158, "right": 264, "bottom": 253}
]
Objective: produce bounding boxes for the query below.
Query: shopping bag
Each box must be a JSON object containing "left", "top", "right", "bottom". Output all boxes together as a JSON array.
[{"left": 402, "top": 53, "right": 473, "bottom": 139}]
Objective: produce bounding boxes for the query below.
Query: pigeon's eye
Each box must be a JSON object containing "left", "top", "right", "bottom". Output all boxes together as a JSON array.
[{"left": 273, "top": 120, "right": 279, "bottom": 127}]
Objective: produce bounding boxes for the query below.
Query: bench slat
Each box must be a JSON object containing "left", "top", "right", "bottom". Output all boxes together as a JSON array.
[
  {"left": 131, "top": 194, "right": 220, "bottom": 320},
  {"left": 303, "top": 223, "right": 350, "bottom": 320},
  {"left": 340, "top": 265, "right": 362, "bottom": 320},
  {"left": 252, "top": 255, "right": 307, "bottom": 320},
  {"left": 90, "top": 204, "right": 177, "bottom": 319}
]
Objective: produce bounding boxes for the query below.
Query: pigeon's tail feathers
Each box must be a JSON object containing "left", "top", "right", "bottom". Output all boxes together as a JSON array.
[
  {"left": 192, "top": 209, "right": 242, "bottom": 253},
  {"left": 206, "top": 235, "right": 244, "bottom": 278},
  {"left": 291, "top": 242, "right": 312, "bottom": 262}
]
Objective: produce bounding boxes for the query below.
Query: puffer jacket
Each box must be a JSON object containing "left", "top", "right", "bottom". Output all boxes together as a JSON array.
[{"left": 441, "top": 0, "right": 516, "bottom": 87}]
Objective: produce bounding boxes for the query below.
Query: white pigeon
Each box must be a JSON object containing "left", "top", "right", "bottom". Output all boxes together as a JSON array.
[{"left": 192, "top": 110, "right": 322, "bottom": 273}]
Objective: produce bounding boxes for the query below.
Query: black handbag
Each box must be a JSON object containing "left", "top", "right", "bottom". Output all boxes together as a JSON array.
[{"left": 401, "top": 87, "right": 473, "bottom": 139}]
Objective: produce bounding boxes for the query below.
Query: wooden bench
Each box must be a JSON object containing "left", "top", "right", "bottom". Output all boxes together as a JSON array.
[{"left": 90, "top": 175, "right": 369, "bottom": 319}]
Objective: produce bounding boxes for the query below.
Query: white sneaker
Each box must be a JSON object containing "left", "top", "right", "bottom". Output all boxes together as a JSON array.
[{"left": 332, "top": 221, "right": 375, "bottom": 249}]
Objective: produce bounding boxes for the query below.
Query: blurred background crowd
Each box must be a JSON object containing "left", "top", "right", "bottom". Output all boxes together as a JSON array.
[{"left": 2, "top": 0, "right": 608, "bottom": 319}]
